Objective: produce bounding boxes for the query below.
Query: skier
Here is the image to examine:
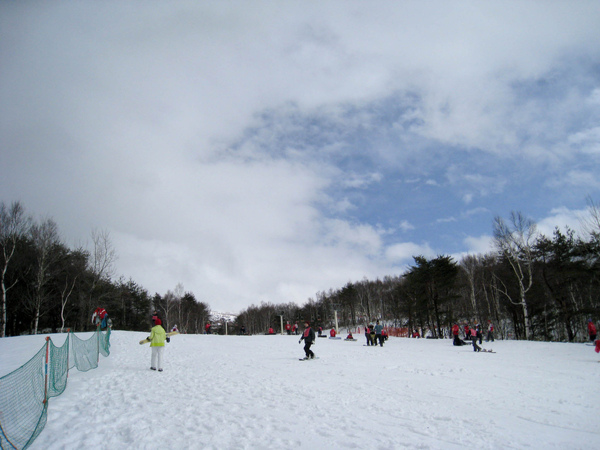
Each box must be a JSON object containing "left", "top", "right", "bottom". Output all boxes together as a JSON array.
[
  {"left": 476, "top": 323, "right": 483, "bottom": 344},
  {"left": 147, "top": 317, "right": 167, "bottom": 371},
  {"left": 299, "top": 321, "right": 315, "bottom": 359},
  {"left": 364, "top": 325, "right": 371, "bottom": 346},
  {"left": 292, "top": 322, "right": 298, "bottom": 335},
  {"left": 285, "top": 321, "right": 291, "bottom": 335},
  {"left": 374, "top": 320, "right": 384, "bottom": 347},
  {"left": 486, "top": 321, "right": 495, "bottom": 342},
  {"left": 587, "top": 319, "right": 597, "bottom": 342},
  {"left": 205, "top": 322, "right": 212, "bottom": 334}
]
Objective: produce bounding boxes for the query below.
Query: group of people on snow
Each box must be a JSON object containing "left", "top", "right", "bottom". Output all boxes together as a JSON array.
[
  {"left": 364, "top": 320, "right": 387, "bottom": 347},
  {"left": 452, "top": 321, "right": 494, "bottom": 352}
]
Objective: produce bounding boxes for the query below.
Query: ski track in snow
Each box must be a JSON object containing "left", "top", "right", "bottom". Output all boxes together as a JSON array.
[{"left": 1, "top": 332, "right": 599, "bottom": 449}]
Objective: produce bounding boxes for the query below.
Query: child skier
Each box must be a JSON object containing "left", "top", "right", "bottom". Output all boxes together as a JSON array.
[
  {"left": 299, "top": 321, "right": 315, "bottom": 359},
  {"left": 147, "top": 317, "right": 167, "bottom": 371}
]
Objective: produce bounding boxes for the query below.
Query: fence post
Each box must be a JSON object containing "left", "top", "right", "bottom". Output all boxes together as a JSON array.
[{"left": 44, "top": 336, "right": 50, "bottom": 404}]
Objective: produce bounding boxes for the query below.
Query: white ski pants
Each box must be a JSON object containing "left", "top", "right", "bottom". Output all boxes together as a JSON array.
[{"left": 151, "top": 346, "right": 164, "bottom": 370}]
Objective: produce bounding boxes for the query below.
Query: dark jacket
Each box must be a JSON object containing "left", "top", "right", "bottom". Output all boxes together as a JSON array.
[{"left": 300, "top": 327, "right": 315, "bottom": 344}]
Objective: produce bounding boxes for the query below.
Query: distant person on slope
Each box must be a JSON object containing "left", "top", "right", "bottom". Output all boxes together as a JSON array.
[
  {"left": 330, "top": 328, "right": 337, "bottom": 338},
  {"left": 364, "top": 325, "right": 371, "bottom": 346},
  {"left": 299, "top": 321, "right": 315, "bottom": 360},
  {"left": 588, "top": 319, "right": 597, "bottom": 342},
  {"left": 374, "top": 320, "right": 384, "bottom": 347},
  {"left": 486, "top": 320, "right": 495, "bottom": 342},
  {"left": 470, "top": 327, "right": 481, "bottom": 352},
  {"left": 452, "top": 324, "right": 466, "bottom": 346}
]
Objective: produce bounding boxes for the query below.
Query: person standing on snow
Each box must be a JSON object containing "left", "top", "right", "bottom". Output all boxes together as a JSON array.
[
  {"left": 486, "top": 321, "right": 495, "bottom": 342},
  {"left": 470, "top": 327, "right": 481, "bottom": 352},
  {"left": 148, "top": 317, "right": 167, "bottom": 372},
  {"left": 374, "top": 320, "right": 384, "bottom": 347},
  {"left": 92, "top": 307, "right": 110, "bottom": 329},
  {"left": 364, "top": 324, "right": 371, "bottom": 346},
  {"left": 299, "top": 321, "right": 315, "bottom": 359},
  {"left": 587, "top": 319, "right": 597, "bottom": 342}
]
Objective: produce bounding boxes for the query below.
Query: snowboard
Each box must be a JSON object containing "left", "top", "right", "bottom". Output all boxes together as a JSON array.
[
  {"left": 139, "top": 331, "right": 180, "bottom": 345},
  {"left": 299, "top": 356, "right": 320, "bottom": 361},
  {"left": 329, "top": 336, "right": 341, "bottom": 340},
  {"left": 480, "top": 348, "right": 495, "bottom": 353},
  {"left": 344, "top": 338, "right": 357, "bottom": 341}
]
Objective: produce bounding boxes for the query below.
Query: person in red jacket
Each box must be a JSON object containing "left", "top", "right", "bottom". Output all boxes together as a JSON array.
[
  {"left": 285, "top": 321, "right": 291, "bottom": 335},
  {"left": 299, "top": 321, "right": 315, "bottom": 359},
  {"left": 205, "top": 322, "right": 212, "bottom": 334},
  {"left": 588, "top": 319, "right": 597, "bottom": 342},
  {"left": 452, "top": 324, "right": 465, "bottom": 346},
  {"left": 330, "top": 328, "right": 337, "bottom": 338},
  {"left": 92, "top": 307, "right": 110, "bottom": 329}
]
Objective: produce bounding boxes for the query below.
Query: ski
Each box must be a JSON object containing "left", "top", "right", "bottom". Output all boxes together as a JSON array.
[
  {"left": 299, "top": 357, "right": 319, "bottom": 361},
  {"left": 139, "top": 331, "right": 180, "bottom": 345}
]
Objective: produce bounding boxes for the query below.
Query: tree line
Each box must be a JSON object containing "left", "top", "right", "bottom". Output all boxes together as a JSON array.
[
  {"left": 235, "top": 206, "right": 600, "bottom": 342},
  {"left": 3, "top": 199, "right": 599, "bottom": 341},
  {"left": 0, "top": 201, "right": 210, "bottom": 337}
]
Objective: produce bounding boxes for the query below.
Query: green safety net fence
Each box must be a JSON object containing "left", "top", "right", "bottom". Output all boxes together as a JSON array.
[{"left": 0, "top": 328, "right": 111, "bottom": 450}]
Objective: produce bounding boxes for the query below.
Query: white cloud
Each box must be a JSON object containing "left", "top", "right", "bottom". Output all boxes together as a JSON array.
[
  {"left": 2, "top": 1, "right": 600, "bottom": 312},
  {"left": 385, "top": 242, "right": 435, "bottom": 264}
]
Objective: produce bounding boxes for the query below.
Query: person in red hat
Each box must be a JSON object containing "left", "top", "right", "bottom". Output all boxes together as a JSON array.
[
  {"left": 147, "top": 317, "right": 167, "bottom": 372},
  {"left": 299, "top": 321, "right": 315, "bottom": 360}
]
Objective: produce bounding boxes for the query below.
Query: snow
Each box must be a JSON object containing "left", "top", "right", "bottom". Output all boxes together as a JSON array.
[{"left": 1, "top": 331, "right": 599, "bottom": 449}]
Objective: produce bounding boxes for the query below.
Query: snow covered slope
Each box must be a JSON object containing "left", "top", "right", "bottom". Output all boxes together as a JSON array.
[{"left": 1, "top": 331, "right": 598, "bottom": 449}]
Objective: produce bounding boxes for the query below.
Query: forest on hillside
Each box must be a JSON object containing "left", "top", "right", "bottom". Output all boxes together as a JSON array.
[
  {"left": 235, "top": 208, "right": 600, "bottom": 342},
  {"left": 2, "top": 200, "right": 599, "bottom": 341},
  {"left": 0, "top": 201, "right": 210, "bottom": 337}
]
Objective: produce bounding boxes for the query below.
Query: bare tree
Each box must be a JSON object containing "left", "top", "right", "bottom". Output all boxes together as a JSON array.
[
  {"left": 493, "top": 212, "right": 537, "bottom": 340},
  {"left": 87, "top": 228, "right": 117, "bottom": 318},
  {"left": 580, "top": 196, "right": 600, "bottom": 240},
  {"left": 0, "top": 201, "right": 31, "bottom": 337},
  {"left": 28, "top": 218, "right": 61, "bottom": 334}
]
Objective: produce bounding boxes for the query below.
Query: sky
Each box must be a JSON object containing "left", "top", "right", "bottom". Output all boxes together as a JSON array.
[{"left": 1, "top": 1, "right": 600, "bottom": 314}]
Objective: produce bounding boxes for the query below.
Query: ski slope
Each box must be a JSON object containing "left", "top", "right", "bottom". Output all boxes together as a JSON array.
[{"left": 1, "top": 331, "right": 599, "bottom": 449}]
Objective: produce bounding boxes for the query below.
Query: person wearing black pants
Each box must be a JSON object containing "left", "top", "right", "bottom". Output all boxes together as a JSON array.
[{"left": 299, "top": 321, "right": 316, "bottom": 359}]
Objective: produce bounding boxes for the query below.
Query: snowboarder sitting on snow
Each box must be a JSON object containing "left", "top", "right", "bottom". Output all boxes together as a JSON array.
[
  {"left": 299, "top": 321, "right": 315, "bottom": 359},
  {"left": 346, "top": 331, "right": 354, "bottom": 340},
  {"left": 452, "top": 324, "right": 466, "bottom": 346},
  {"left": 148, "top": 317, "right": 167, "bottom": 371},
  {"left": 330, "top": 328, "right": 337, "bottom": 338}
]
